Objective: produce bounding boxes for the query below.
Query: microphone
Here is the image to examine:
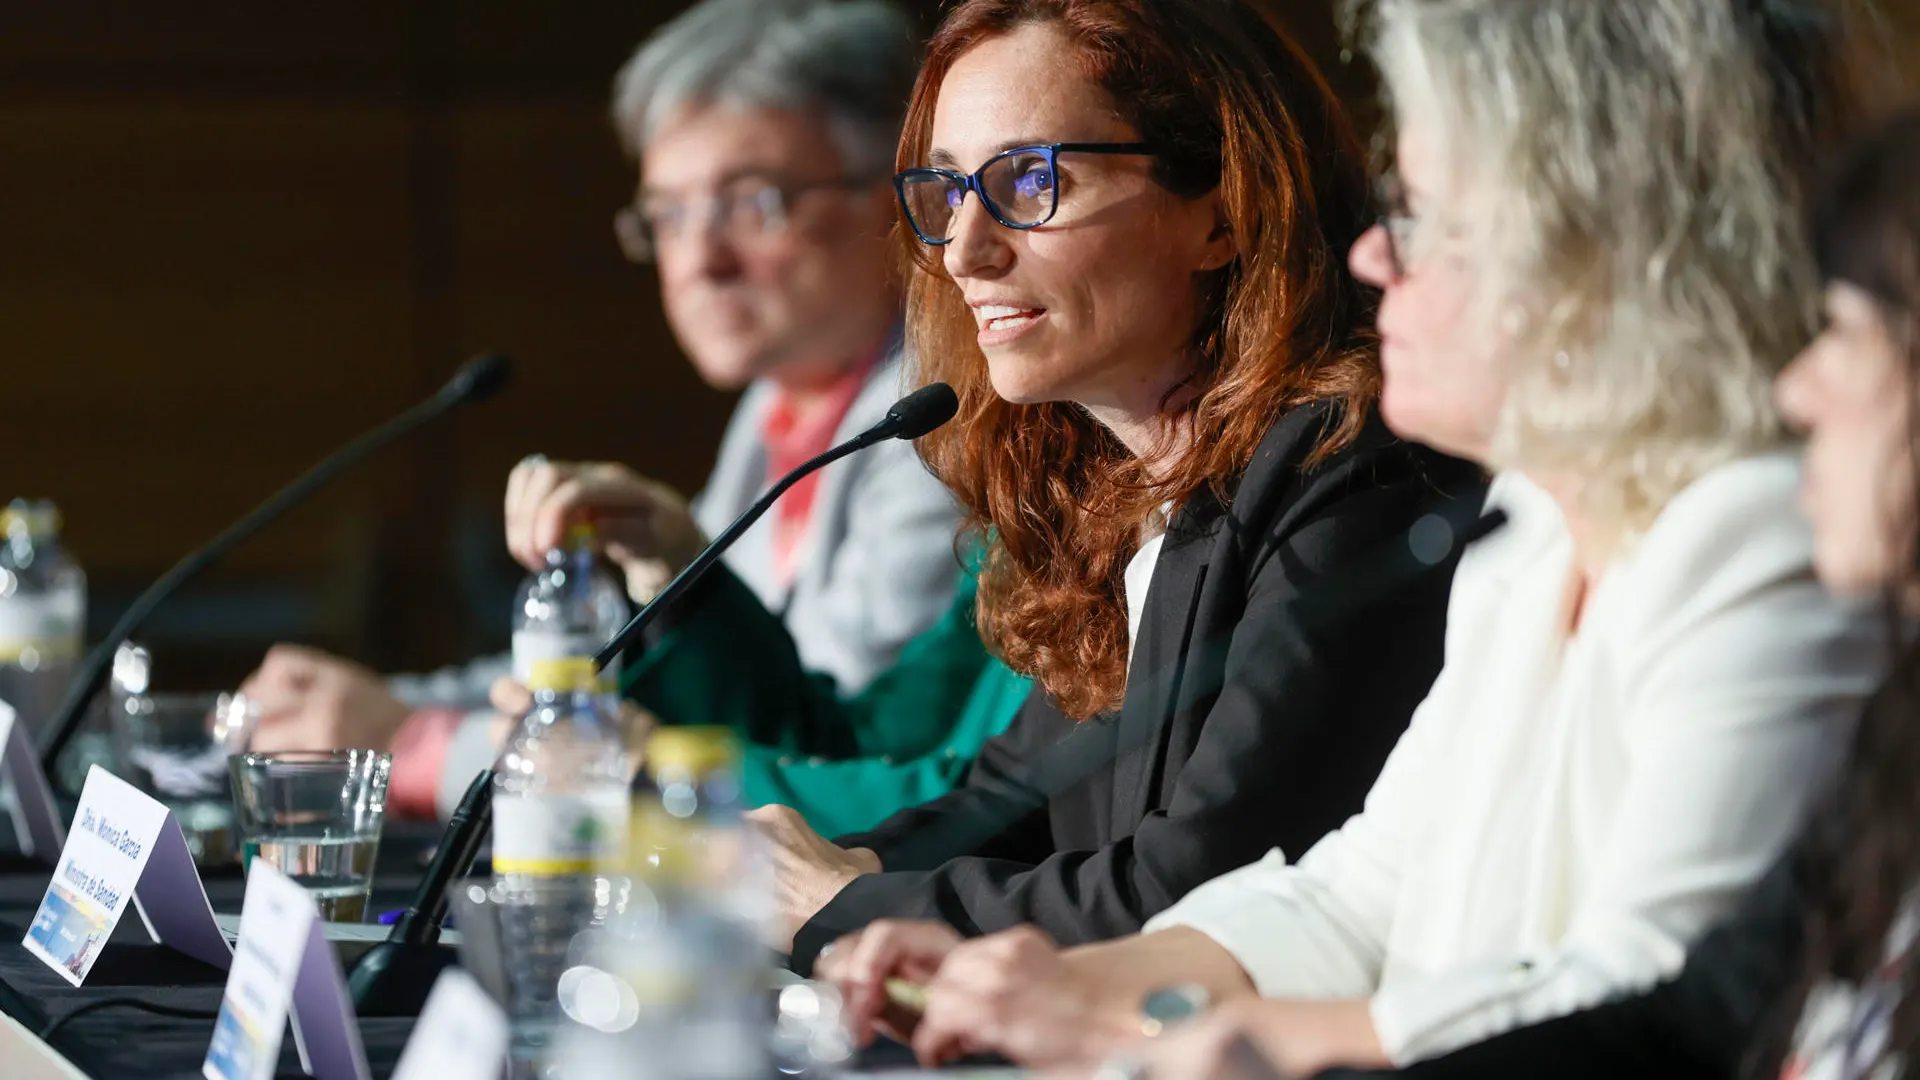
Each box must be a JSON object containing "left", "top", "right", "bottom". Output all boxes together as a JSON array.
[
  {"left": 868, "top": 381, "right": 962, "bottom": 441},
  {"left": 436, "top": 352, "right": 513, "bottom": 405},
  {"left": 592, "top": 382, "right": 959, "bottom": 671},
  {"left": 348, "top": 769, "right": 493, "bottom": 1015},
  {"left": 349, "top": 380, "right": 957, "bottom": 1011},
  {"left": 37, "top": 353, "right": 515, "bottom": 777}
]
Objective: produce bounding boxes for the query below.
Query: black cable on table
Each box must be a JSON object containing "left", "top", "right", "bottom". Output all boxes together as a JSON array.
[{"left": 39, "top": 997, "right": 223, "bottom": 1042}]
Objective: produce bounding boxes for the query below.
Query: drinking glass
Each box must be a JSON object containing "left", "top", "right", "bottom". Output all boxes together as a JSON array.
[
  {"left": 110, "top": 690, "right": 258, "bottom": 865},
  {"left": 228, "top": 750, "right": 391, "bottom": 922}
]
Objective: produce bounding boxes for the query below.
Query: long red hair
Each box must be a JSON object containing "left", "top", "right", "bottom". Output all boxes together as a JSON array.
[{"left": 903, "top": 0, "right": 1379, "bottom": 719}]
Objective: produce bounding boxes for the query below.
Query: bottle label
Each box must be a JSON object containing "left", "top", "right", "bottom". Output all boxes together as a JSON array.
[
  {"left": 0, "top": 596, "right": 82, "bottom": 664},
  {"left": 492, "top": 791, "right": 629, "bottom": 876},
  {"left": 511, "top": 632, "right": 607, "bottom": 685}
]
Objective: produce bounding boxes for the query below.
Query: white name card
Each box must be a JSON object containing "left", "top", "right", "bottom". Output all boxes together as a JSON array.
[
  {"left": 20, "top": 765, "right": 229, "bottom": 984},
  {"left": 389, "top": 968, "right": 508, "bottom": 1080},
  {"left": 0, "top": 698, "right": 65, "bottom": 859},
  {"left": 203, "top": 860, "right": 370, "bottom": 1080}
]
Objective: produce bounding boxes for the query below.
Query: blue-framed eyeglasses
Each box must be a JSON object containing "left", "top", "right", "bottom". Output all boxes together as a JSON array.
[{"left": 894, "top": 142, "right": 1156, "bottom": 246}]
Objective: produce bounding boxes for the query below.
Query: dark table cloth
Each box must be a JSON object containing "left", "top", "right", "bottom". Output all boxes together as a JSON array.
[
  {"left": 0, "top": 819, "right": 926, "bottom": 1079},
  {"left": 0, "top": 820, "right": 446, "bottom": 1079}
]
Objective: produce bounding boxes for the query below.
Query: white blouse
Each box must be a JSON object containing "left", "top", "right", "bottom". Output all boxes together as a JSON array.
[
  {"left": 1145, "top": 453, "right": 1885, "bottom": 1063},
  {"left": 1124, "top": 506, "right": 1172, "bottom": 668}
]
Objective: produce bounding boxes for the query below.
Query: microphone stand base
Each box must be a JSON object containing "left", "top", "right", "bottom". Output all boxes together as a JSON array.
[{"left": 346, "top": 940, "right": 459, "bottom": 1017}]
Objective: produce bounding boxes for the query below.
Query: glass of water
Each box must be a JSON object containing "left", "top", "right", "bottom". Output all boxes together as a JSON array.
[
  {"left": 228, "top": 749, "right": 391, "bottom": 922},
  {"left": 110, "top": 690, "right": 259, "bottom": 866}
]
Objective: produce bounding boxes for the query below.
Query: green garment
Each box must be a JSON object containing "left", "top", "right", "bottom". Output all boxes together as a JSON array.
[{"left": 619, "top": 566, "right": 1031, "bottom": 837}]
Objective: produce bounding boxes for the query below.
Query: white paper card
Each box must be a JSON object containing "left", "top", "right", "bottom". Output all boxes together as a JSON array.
[
  {"left": 20, "top": 765, "right": 229, "bottom": 984},
  {"left": 0, "top": 698, "right": 65, "bottom": 858},
  {"left": 204, "top": 860, "right": 370, "bottom": 1080},
  {"left": 285, "top": 901, "right": 373, "bottom": 1080},
  {"left": 204, "top": 862, "right": 312, "bottom": 1080},
  {"left": 390, "top": 969, "right": 508, "bottom": 1080}
]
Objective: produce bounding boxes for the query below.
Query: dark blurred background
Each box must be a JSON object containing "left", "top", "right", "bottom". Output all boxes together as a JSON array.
[{"left": 1, "top": 1, "right": 1910, "bottom": 691}]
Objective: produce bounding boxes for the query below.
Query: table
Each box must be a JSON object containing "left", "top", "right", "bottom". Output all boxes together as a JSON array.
[
  {"left": 0, "top": 821, "right": 446, "bottom": 1079},
  {"left": 0, "top": 821, "right": 940, "bottom": 1080}
]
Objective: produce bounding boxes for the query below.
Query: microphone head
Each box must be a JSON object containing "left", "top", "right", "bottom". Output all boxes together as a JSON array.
[
  {"left": 882, "top": 383, "right": 960, "bottom": 440},
  {"left": 440, "top": 352, "right": 514, "bottom": 405}
]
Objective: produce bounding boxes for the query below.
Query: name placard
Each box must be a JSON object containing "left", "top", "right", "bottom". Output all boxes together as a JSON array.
[
  {"left": 21, "top": 765, "right": 229, "bottom": 984},
  {"left": 389, "top": 969, "right": 508, "bottom": 1080},
  {"left": 203, "top": 859, "right": 369, "bottom": 1080}
]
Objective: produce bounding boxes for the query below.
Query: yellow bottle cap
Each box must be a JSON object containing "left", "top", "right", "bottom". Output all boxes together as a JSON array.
[
  {"left": 526, "top": 657, "right": 598, "bottom": 693},
  {"left": 644, "top": 726, "right": 738, "bottom": 779}
]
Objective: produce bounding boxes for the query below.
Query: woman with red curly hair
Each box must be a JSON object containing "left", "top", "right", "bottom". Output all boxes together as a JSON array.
[{"left": 749, "top": 0, "right": 1483, "bottom": 967}]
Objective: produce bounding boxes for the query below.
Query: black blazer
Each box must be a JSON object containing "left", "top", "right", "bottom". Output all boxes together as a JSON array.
[{"left": 789, "top": 400, "right": 1488, "bottom": 971}]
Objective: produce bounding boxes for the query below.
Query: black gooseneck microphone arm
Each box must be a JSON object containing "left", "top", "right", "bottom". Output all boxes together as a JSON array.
[
  {"left": 348, "top": 769, "right": 492, "bottom": 1015},
  {"left": 351, "top": 381, "right": 961, "bottom": 1015},
  {"left": 38, "top": 353, "right": 515, "bottom": 776},
  {"left": 592, "top": 381, "right": 960, "bottom": 672}
]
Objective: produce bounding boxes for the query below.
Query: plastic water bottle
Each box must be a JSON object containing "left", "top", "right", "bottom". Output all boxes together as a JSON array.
[
  {"left": 511, "top": 523, "right": 628, "bottom": 687},
  {"left": 493, "top": 657, "right": 632, "bottom": 1067},
  {"left": 556, "top": 727, "right": 773, "bottom": 1080},
  {"left": 0, "top": 501, "right": 86, "bottom": 758}
]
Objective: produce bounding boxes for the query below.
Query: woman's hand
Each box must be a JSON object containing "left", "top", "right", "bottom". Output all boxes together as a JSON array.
[
  {"left": 816, "top": 919, "right": 965, "bottom": 1047},
  {"left": 745, "top": 805, "right": 880, "bottom": 952},
  {"left": 904, "top": 926, "right": 1139, "bottom": 1068}
]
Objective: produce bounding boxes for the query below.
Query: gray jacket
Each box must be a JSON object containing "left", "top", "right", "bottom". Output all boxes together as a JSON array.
[{"left": 692, "top": 346, "right": 964, "bottom": 694}]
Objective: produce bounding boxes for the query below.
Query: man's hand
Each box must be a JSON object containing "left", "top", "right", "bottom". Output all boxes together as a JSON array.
[
  {"left": 746, "top": 804, "right": 881, "bottom": 953},
  {"left": 504, "top": 458, "right": 706, "bottom": 599},
  {"left": 241, "top": 645, "right": 412, "bottom": 753}
]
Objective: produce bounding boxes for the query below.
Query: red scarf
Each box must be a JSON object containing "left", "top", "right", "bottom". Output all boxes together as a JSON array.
[{"left": 759, "top": 354, "right": 879, "bottom": 589}]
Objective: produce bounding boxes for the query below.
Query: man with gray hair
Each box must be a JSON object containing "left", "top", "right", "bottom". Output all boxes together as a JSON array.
[
  {"left": 241, "top": 0, "right": 973, "bottom": 828},
  {"left": 505, "top": 0, "right": 950, "bottom": 694}
]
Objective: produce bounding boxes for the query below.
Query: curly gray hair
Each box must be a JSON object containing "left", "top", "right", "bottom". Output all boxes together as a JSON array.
[{"left": 1349, "top": 0, "right": 1872, "bottom": 543}]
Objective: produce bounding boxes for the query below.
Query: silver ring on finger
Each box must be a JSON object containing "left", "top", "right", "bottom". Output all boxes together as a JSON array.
[{"left": 519, "top": 453, "right": 548, "bottom": 469}]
